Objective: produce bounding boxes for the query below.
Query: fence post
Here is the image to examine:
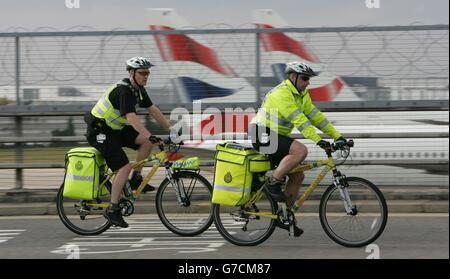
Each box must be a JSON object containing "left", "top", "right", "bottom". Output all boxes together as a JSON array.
[
  {"left": 14, "top": 36, "right": 23, "bottom": 189},
  {"left": 15, "top": 36, "right": 21, "bottom": 105},
  {"left": 255, "top": 28, "right": 262, "bottom": 107}
]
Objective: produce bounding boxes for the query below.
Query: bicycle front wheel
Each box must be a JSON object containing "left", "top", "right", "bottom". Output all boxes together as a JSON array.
[
  {"left": 155, "top": 171, "right": 214, "bottom": 236},
  {"left": 319, "top": 177, "right": 388, "bottom": 247},
  {"left": 56, "top": 182, "right": 111, "bottom": 236},
  {"left": 213, "top": 188, "right": 278, "bottom": 246}
]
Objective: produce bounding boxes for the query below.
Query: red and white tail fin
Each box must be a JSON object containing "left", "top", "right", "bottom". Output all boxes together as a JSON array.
[
  {"left": 146, "top": 8, "right": 255, "bottom": 148},
  {"left": 147, "top": 8, "right": 237, "bottom": 77},
  {"left": 146, "top": 8, "right": 255, "bottom": 104},
  {"left": 253, "top": 9, "right": 320, "bottom": 64},
  {"left": 252, "top": 9, "right": 358, "bottom": 101}
]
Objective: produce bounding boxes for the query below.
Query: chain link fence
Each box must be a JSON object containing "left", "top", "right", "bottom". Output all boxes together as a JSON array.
[{"left": 0, "top": 25, "right": 448, "bottom": 104}]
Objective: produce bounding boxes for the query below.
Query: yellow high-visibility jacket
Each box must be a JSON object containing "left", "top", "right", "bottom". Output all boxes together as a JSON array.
[
  {"left": 91, "top": 80, "right": 144, "bottom": 130},
  {"left": 251, "top": 79, "right": 341, "bottom": 143}
]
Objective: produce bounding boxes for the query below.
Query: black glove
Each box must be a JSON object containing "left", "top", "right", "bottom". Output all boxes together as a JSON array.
[
  {"left": 149, "top": 135, "right": 162, "bottom": 144},
  {"left": 317, "top": 140, "right": 331, "bottom": 150},
  {"left": 335, "top": 136, "right": 347, "bottom": 146}
]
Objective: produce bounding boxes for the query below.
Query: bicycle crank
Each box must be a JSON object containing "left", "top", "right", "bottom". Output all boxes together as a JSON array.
[
  {"left": 277, "top": 206, "right": 302, "bottom": 237},
  {"left": 119, "top": 199, "right": 134, "bottom": 216}
]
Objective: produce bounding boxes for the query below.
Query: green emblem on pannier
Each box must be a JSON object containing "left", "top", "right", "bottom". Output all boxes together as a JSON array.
[
  {"left": 224, "top": 172, "right": 232, "bottom": 183},
  {"left": 75, "top": 161, "right": 83, "bottom": 171}
]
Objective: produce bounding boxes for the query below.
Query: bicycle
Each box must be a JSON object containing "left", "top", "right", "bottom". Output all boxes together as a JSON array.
[
  {"left": 57, "top": 138, "right": 214, "bottom": 236},
  {"left": 212, "top": 140, "right": 388, "bottom": 247}
]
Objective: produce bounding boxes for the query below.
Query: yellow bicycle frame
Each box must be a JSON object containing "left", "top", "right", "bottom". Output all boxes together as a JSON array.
[
  {"left": 290, "top": 157, "right": 336, "bottom": 211},
  {"left": 242, "top": 157, "right": 337, "bottom": 220},
  {"left": 85, "top": 149, "right": 168, "bottom": 208}
]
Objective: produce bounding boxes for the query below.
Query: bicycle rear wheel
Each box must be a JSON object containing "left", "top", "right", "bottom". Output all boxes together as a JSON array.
[
  {"left": 213, "top": 188, "right": 278, "bottom": 246},
  {"left": 155, "top": 171, "right": 214, "bottom": 236},
  {"left": 56, "top": 182, "right": 111, "bottom": 236},
  {"left": 319, "top": 177, "right": 388, "bottom": 247}
]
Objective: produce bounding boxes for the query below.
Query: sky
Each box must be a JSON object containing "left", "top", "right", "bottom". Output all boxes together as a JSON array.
[{"left": 0, "top": 0, "right": 448, "bottom": 31}]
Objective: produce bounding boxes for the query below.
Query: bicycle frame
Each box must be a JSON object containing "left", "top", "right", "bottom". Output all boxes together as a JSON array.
[
  {"left": 291, "top": 157, "right": 336, "bottom": 211},
  {"left": 242, "top": 157, "right": 337, "bottom": 220},
  {"left": 85, "top": 149, "right": 169, "bottom": 208}
]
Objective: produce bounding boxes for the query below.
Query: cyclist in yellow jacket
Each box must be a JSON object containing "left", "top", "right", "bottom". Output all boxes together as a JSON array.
[
  {"left": 84, "top": 57, "right": 180, "bottom": 228},
  {"left": 249, "top": 61, "right": 347, "bottom": 208}
]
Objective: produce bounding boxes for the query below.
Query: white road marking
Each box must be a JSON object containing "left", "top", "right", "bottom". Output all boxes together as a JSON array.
[
  {"left": 1, "top": 213, "right": 448, "bottom": 220},
  {"left": 51, "top": 216, "right": 227, "bottom": 256},
  {"left": 0, "top": 229, "right": 26, "bottom": 245}
]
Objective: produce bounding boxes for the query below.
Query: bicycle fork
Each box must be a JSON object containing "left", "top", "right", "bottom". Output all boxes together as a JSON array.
[
  {"left": 333, "top": 175, "right": 355, "bottom": 215},
  {"left": 166, "top": 170, "right": 189, "bottom": 205}
]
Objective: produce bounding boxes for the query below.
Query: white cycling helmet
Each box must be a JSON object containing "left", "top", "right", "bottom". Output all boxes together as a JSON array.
[
  {"left": 126, "top": 57, "right": 154, "bottom": 71},
  {"left": 285, "top": 61, "right": 318, "bottom": 77}
]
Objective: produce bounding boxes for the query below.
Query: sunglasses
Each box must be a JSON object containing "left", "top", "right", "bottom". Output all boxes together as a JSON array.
[
  {"left": 300, "top": 76, "right": 310, "bottom": 81},
  {"left": 136, "top": 70, "right": 150, "bottom": 77}
]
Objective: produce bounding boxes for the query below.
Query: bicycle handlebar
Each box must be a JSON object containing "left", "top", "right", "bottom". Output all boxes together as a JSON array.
[
  {"left": 149, "top": 136, "right": 183, "bottom": 145},
  {"left": 163, "top": 138, "right": 184, "bottom": 146},
  {"left": 150, "top": 136, "right": 184, "bottom": 152},
  {"left": 329, "top": 139, "right": 354, "bottom": 153}
]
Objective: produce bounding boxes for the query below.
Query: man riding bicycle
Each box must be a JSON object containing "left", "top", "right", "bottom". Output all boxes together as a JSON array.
[
  {"left": 248, "top": 61, "right": 347, "bottom": 234},
  {"left": 84, "top": 57, "right": 180, "bottom": 228}
]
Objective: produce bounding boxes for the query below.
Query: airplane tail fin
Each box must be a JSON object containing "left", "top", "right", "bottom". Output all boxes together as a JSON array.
[{"left": 253, "top": 9, "right": 357, "bottom": 101}]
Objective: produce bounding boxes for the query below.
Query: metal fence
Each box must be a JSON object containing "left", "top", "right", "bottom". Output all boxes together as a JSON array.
[
  {"left": 0, "top": 25, "right": 449, "bottom": 190},
  {"left": 0, "top": 25, "right": 448, "bottom": 105}
]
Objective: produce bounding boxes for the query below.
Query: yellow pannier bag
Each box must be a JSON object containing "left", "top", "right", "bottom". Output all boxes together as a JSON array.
[
  {"left": 63, "top": 147, "right": 107, "bottom": 200},
  {"left": 249, "top": 154, "right": 271, "bottom": 173},
  {"left": 212, "top": 142, "right": 264, "bottom": 206}
]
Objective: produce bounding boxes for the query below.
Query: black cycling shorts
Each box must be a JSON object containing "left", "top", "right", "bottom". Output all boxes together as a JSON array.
[
  {"left": 248, "top": 123, "right": 294, "bottom": 167},
  {"left": 84, "top": 113, "right": 140, "bottom": 171}
]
